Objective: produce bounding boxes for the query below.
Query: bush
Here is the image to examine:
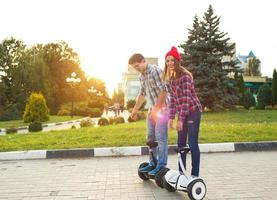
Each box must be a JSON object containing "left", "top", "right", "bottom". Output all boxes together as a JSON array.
[
  {"left": 0, "top": 104, "right": 21, "bottom": 121},
  {"left": 243, "top": 91, "right": 256, "bottom": 109},
  {"left": 6, "top": 127, "right": 18, "bottom": 134},
  {"left": 58, "top": 102, "right": 103, "bottom": 117},
  {"left": 127, "top": 116, "right": 136, "bottom": 123},
  {"left": 126, "top": 99, "right": 136, "bottom": 109},
  {"left": 98, "top": 117, "right": 109, "bottom": 126},
  {"left": 28, "top": 121, "right": 43, "bottom": 132},
  {"left": 109, "top": 117, "right": 115, "bottom": 125},
  {"left": 114, "top": 116, "right": 125, "bottom": 124},
  {"left": 88, "top": 99, "right": 104, "bottom": 110},
  {"left": 137, "top": 111, "right": 147, "bottom": 120},
  {"left": 57, "top": 109, "right": 71, "bottom": 116},
  {"left": 127, "top": 111, "right": 146, "bottom": 122},
  {"left": 89, "top": 108, "right": 103, "bottom": 117},
  {"left": 23, "top": 93, "right": 50, "bottom": 123},
  {"left": 80, "top": 118, "right": 95, "bottom": 127},
  {"left": 257, "top": 84, "right": 272, "bottom": 109}
]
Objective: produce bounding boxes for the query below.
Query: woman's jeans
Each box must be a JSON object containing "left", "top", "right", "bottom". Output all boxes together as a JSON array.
[
  {"left": 147, "top": 109, "right": 168, "bottom": 169},
  {"left": 178, "top": 110, "right": 201, "bottom": 177}
]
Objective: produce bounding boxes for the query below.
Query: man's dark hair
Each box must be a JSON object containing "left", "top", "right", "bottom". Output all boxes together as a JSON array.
[{"left": 128, "top": 53, "right": 145, "bottom": 65}]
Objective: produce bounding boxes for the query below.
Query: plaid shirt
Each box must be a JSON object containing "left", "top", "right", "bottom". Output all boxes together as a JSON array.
[
  {"left": 139, "top": 64, "right": 169, "bottom": 107},
  {"left": 169, "top": 73, "right": 202, "bottom": 121}
]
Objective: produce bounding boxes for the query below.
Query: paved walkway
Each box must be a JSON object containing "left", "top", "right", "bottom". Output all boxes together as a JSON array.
[
  {"left": 0, "top": 151, "right": 276, "bottom": 200},
  {"left": 0, "top": 110, "right": 131, "bottom": 135}
]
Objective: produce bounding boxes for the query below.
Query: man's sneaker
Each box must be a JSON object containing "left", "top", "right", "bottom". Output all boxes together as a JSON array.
[
  {"left": 139, "top": 161, "right": 155, "bottom": 173},
  {"left": 149, "top": 165, "right": 162, "bottom": 178}
]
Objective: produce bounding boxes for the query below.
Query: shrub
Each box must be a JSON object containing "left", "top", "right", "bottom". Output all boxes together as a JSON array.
[
  {"left": 114, "top": 116, "right": 125, "bottom": 124},
  {"left": 109, "top": 117, "right": 115, "bottom": 125},
  {"left": 6, "top": 127, "right": 18, "bottom": 134},
  {"left": 0, "top": 104, "right": 21, "bottom": 121},
  {"left": 28, "top": 121, "right": 43, "bottom": 132},
  {"left": 57, "top": 109, "right": 71, "bottom": 116},
  {"left": 98, "top": 117, "right": 109, "bottom": 126},
  {"left": 23, "top": 93, "right": 50, "bottom": 123},
  {"left": 126, "top": 99, "right": 136, "bottom": 109},
  {"left": 137, "top": 111, "right": 147, "bottom": 120},
  {"left": 127, "top": 111, "right": 146, "bottom": 122},
  {"left": 58, "top": 102, "right": 103, "bottom": 117},
  {"left": 257, "top": 84, "right": 272, "bottom": 109},
  {"left": 243, "top": 91, "right": 256, "bottom": 109},
  {"left": 127, "top": 116, "right": 136, "bottom": 123},
  {"left": 80, "top": 118, "right": 95, "bottom": 127},
  {"left": 89, "top": 108, "right": 103, "bottom": 117},
  {"left": 88, "top": 99, "right": 104, "bottom": 110}
]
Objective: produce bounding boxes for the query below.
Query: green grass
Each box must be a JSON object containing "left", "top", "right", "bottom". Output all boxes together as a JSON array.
[
  {"left": 0, "top": 110, "right": 276, "bottom": 152},
  {"left": 0, "top": 116, "right": 82, "bottom": 129}
]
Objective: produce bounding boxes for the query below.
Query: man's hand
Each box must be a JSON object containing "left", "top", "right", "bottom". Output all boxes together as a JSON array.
[
  {"left": 149, "top": 106, "right": 160, "bottom": 122},
  {"left": 176, "top": 120, "right": 183, "bottom": 131},
  {"left": 169, "top": 119, "right": 174, "bottom": 129},
  {"left": 130, "top": 109, "right": 138, "bottom": 120}
]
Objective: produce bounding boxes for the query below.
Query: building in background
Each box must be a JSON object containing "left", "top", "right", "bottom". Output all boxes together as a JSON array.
[{"left": 237, "top": 50, "right": 261, "bottom": 75}]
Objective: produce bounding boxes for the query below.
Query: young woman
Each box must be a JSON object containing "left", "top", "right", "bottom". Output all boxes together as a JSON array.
[{"left": 163, "top": 46, "right": 202, "bottom": 177}]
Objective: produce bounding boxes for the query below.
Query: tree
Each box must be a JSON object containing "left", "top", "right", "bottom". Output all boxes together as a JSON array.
[
  {"left": 272, "top": 69, "right": 277, "bottom": 106},
  {"left": 245, "top": 57, "right": 261, "bottom": 76},
  {"left": 242, "top": 90, "right": 256, "bottom": 109},
  {"left": 23, "top": 92, "right": 50, "bottom": 123},
  {"left": 42, "top": 41, "right": 87, "bottom": 113},
  {"left": 0, "top": 37, "right": 26, "bottom": 117},
  {"left": 256, "top": 84, "right": 272, "bottom": 109},
  {"left": 111, "top": 88, "right": 124, "bottom": 107},
  {"left": 237, "top": 74, "right": 246, "bottom": 105},
  {"left": 180, "top": 5, "right": 239, "bottom": 111}
]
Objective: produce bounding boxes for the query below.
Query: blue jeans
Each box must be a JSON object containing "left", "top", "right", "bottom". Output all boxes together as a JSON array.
[
  {"left": 147, "top": 109, "right": 168, "bottom": 168},
  {"left": 178, "top": 110, "right": 201, "bottom": 177}
]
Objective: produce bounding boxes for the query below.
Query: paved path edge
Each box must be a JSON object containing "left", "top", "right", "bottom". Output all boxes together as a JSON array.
[{"left": 0, "top": 141, "right": 276, "bottom": 161}]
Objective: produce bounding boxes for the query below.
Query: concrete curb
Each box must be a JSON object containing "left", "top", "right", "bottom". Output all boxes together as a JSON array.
[{"left": 0, "top": 141, "right": 276, "bottom": 161}]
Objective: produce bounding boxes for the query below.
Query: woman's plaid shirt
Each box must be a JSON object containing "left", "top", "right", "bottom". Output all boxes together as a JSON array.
[{"left": 169, "top": 73, "right": 202, "bottom": 121}]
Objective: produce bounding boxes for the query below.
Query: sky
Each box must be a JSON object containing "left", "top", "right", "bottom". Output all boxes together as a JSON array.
[{"left": 1, "top": 0, "right": 277, "bottom": 96}]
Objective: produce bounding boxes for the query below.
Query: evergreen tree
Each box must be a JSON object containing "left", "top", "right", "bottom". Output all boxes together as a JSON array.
[
  {"left": 180, "top": 5, "right": 239, "bottom": 111},
  {"left": 257, "top": 84, "right": 272, "bottom": 109},
  {"left": 272, "top": 69, "right": 277, "bottom": 106},
  {"left": 23, "top": 92, "right": 50, "bottom": 123},
  {"left": 242, "top": 90, "right": 256, "bottom": 109},
  {"left": 238, "top": 74, "right": 246, "bottom": 105}
]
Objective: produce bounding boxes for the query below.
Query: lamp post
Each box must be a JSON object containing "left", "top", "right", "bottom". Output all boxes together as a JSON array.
[
  {"left": 66, "top": 72, "right": 81, "bottom": 118},
  {"left": 88, "top": 86, "right": 97, "bottom": 94}
]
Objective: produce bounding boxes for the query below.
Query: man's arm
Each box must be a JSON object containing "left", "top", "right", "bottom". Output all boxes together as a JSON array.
[
  {"left": 133, "top": 93, "right": 145, "bottom": 112},
  {"left": 130, "top": 93, "right": 145, "bottom": 120},
  {"left": 155, "top": 91, "right": 167, "bottom": 109}
]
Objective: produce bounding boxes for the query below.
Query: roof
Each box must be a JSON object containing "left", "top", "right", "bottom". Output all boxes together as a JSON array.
[{"left": 237, "top": 51, "right": 256, "bottom": 63}]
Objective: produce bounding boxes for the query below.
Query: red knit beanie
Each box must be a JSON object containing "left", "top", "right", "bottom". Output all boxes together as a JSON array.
[{"left": 165, "top": 46, "right": 181, "bottom": 62}]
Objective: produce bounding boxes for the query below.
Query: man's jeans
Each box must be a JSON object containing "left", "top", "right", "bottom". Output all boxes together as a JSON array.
[
  {"left": 147, "top": 109, "right": 168, "bottom": 169},
  {"left": 178, "top": 110, "right": 201, "bottom": 177}
]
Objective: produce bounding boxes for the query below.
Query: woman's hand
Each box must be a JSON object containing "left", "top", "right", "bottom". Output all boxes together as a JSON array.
[{"left": 176, "top": 120, "right": 183, "bottom": 131}]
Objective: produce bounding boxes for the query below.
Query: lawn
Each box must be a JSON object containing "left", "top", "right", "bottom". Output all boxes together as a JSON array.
[
  {"left": 0, "top": 109, "right": 276, "bottom": 152},
  {"left": 0, "top": 116, "right": 83, "bottom": 129}
]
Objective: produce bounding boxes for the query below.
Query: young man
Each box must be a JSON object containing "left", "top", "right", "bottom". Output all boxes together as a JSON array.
[{"left": 128, "top": 53, "right": 169, "bottom": 176}]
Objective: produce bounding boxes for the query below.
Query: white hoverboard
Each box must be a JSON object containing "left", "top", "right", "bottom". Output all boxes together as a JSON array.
[{"left": 155, "top": 146, "right": 207, "bottom": 200}]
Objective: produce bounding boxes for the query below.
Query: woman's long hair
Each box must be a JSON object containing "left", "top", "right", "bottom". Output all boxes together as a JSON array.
[{"left": 162, "top": 57, "right": 193, "bottom": 81}]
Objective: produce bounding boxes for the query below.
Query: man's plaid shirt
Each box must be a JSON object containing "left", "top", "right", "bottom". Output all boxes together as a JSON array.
[
  {"left": 169, "top": 73, "right": 202, "bottom": 121},
  {"left": 139, "top": 64, "right": 169, "bottom": 107}
]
